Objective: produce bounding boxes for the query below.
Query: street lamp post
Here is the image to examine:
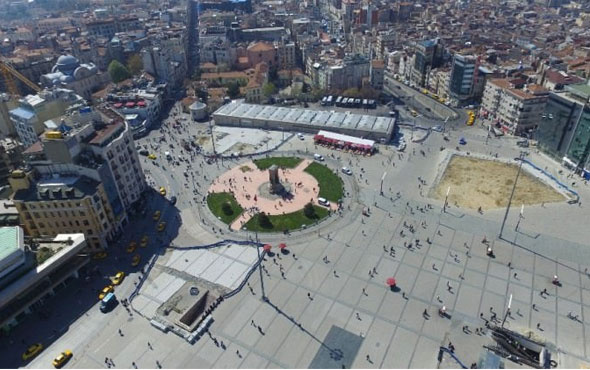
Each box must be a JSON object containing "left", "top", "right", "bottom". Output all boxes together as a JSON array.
[
  {"left": 380, "top": 171, "right": 387, "bottom": 195},
  {"left": 443, "top": 186, "right": 450, "bottom": 213},
  {"left": 501, "top": 293, "right": 512, "bottom": 328},
  {"left": 515, "top": 204, "right": 524, "bottom": 232},
  {"left": 499, "top": 152, "right": 526, "bottom": 239}
]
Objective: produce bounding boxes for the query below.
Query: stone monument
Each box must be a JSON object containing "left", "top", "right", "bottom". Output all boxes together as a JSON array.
[{"left": 268, "top": 165, "right": 284, "bottom": 194}]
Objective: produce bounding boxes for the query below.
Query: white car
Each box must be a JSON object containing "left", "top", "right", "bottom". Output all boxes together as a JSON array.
[
  {"left": 297, "top": 133, "right": 304, "bottom": 140},
  {"left": 318, "top": 197, "right": 330, "bottom": 207},
  {"left": 341, "top": 167, "right": 352, "bottom": 175},
  {"left": 313, "top": 154, "right": 324, "bottom": 161}
]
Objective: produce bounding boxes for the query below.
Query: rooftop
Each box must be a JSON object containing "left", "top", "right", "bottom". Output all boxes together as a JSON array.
[
  {"left": 0, "top": 227, "right": 22, "bottom": 262},
  {"left": 13, "top": 176, "right": 100, "bottom": 202}
]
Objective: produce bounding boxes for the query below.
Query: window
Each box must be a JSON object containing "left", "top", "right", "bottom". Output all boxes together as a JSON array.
[
  {"left": 75, "top": 220, "right": 80, "bottom": 226},
  {"left": 79, "top": 211, "right": 85, "bottom": 216},
  {"left": 83, "top": 220, "right": 90, "bottom": 226},
  {"left": 87, "top": 229, "right": 93, "bottom": 235}
]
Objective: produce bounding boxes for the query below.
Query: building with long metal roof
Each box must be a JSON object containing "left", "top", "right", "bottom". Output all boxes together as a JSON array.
[{"left": 212, "top": 100, "right": 396, "bottom": 141}]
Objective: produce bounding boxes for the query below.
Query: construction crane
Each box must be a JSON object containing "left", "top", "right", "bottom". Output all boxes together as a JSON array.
[{"left": 0, "top": 60, "right": 41, "bottom": 96}]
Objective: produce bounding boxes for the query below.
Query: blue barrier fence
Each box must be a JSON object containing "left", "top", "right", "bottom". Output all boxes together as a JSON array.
[{"left": 520, "top": 158, "right": 579, "bottom": 200}]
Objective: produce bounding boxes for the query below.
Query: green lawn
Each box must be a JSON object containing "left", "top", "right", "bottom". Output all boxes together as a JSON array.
[
  {"left": 304, "top": 162, "right": 344, "bottom": 202},
  {"left": 243, "top": 206, "right": 329, "bottom": 232},
  {"left": 253, "top": 157, "right": 302, "bottom": 170},
  {"left": 207, "top": 192, "right": 243, "bottom": 224}
]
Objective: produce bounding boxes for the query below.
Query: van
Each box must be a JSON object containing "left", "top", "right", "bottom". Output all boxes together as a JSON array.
[
  {"left": 100, "top": 292, "right": 117, "bottom": 313},
  {"left": 321, "top": 97, "right": 328, "bottom": 106},
  {"left": 335, "top": 96, "right": 343, "bottom": 105},
  {"left": 318, "top": 197, "right": 330, "bottom": 207},
  {"left": 313, "top": 153, "right": 324, "bottom": 161}
]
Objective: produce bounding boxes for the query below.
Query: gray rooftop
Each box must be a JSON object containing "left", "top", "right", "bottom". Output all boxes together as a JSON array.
[{"left": 213, "top": 101, "right": 395, "bottom": 135}]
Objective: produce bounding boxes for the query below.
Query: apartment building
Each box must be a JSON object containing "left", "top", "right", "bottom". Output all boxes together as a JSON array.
[
  {"left": 481, "top": 78, "right": 548, "bottom": 135},
  {"left": 10, "top": 171, "right": 116, "bottom": 251},
  {"left": 84, "top": 16, "right": 142, "bottom": 39},
  {"left": 9, "top": 89, "right": 85, "bottom": 148}
]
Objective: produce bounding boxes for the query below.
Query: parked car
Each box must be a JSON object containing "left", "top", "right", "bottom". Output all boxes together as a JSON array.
[
  {"left": 313, "top": 154, "right": 324, "bottom": 161},
  {"left": 22, "top": 343, "right": 43, "bottom": 361},
  {"left": 318, "top": 197, "right": 330, "bottom": 207},
  {"left": 341, "top": 167, "right": 352, "bottom": 175}
]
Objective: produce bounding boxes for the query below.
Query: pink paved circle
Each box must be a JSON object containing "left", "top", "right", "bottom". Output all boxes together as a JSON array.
[{"left": 208, "top": 159, "right": 337, "bottom": 230}]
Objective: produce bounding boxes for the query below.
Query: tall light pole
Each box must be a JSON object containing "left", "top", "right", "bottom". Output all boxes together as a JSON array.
[
  {"left": 515, "top": 204, "right": 524, "bottom": 232},
  {"left": 443, "top": 186, "right": 450, "bottom": 213},
  {"left": 380, "top": 171, "right": 387, "bottom": 195},
  {"left": 499, "top": 152, "right": 526, "bottom": 239}
]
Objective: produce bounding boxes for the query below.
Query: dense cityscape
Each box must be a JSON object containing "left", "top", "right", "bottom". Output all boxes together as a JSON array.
[{"left": 0, "top": 0, "right": 590, "bottom": 368}]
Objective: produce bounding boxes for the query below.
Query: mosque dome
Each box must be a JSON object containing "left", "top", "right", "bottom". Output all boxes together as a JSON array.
[{"left": 55, "top": 55, "right": 80, "bottom": 74}]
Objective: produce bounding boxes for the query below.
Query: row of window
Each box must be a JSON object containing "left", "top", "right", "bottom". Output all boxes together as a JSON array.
[{"left": 25, "top": 201, "right": 83, "bottom": 210}]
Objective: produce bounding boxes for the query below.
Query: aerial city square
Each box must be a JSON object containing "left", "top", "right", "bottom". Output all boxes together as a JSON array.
[{"left": 1, "top": 0, "right": 590, "bottom": 369}]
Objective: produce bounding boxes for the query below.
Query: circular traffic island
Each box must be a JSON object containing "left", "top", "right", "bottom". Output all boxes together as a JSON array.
[{"left": 206, "top": 156, "right": 343, "bottom": 233}]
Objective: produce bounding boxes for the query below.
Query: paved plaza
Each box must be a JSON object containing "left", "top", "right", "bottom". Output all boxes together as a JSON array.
[{"left": 15, "top": 100, "right": 590, "bottom": 369}]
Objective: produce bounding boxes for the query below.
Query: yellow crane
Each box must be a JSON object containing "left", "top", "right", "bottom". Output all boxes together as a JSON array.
[{"left": 0, "top": 60, "right": 41, "bottom": 96}]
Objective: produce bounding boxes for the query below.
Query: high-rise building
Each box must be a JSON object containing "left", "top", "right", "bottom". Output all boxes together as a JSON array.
[
  {"left": 536, "top": 84, "right": 590, "bottom": 171},
  {"left": 21, "top": 108, "right": 146, "bottom": 232},
  {"left": 448, "top": 54, "right": 477, "bottom": 105},
  {"left": 411, "top": 38, "right": 443, "bottom": 87}
]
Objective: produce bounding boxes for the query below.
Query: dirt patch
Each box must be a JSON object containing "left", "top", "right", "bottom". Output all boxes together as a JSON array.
[
  {"left": 240, "top": 165, "right": 253, "bottom": 173},
  {"left": 223, "top": 142, "right": 256, "bottom": 155},
  {"left": 196, "top": 136, "right": 210, "bottom": 145},
  {"left": 432, "top": 156, "right": 566, "bottom": 210}
]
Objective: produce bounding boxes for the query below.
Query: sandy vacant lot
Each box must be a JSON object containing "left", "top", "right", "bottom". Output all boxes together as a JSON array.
[{"left": 432, "top": 156, "right": 566, "bottom": 210}]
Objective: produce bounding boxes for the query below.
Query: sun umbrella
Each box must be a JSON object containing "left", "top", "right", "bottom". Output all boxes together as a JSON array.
[
  {"left": 386, "top": 277, "right": 396, "bottom": 287},
  {"left": 263, "top": 244, "right": 272, "bottom": 252},
  {"left": 278, "top": 243, "right": 287, "bottom": 250}
]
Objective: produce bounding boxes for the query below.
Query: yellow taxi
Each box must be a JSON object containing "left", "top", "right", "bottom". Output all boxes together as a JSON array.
[
  {"left": 159, "top": 187, "right": 166, "bottom": 196},
  {"left": 157, "top": 222, "right": 166, "bottom": 232},
  {"left": 52, "top": 350, "right": 72, "bottom": 368},
  {"left": 22, "top": 343, "right": 43, "bottom": 361},
  {"left": 147, "top": 154, "right": 156, "bottom": 160},
  {"left": 92, "top": 252, "right": 107, "bottom": 260},
  {"left": 152, "top": 210, "right": 161, "bottom": 221},
  {"left": 140, "top": 235, "right": 148, "bottom": 247},
  {"left": 131, "top": 254, "right": 141, "bottom": 267},
  {"left": 126, "top": 241, "right": 137, "bottom": 254},
  {"left": 111, "top": 271, "right": 125, "bottom": 285},
  {"left": 98, "top": 285, "right": 114, "bottom": 300}
]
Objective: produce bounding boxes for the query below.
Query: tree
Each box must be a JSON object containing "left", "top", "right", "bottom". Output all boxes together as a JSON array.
[
  {"left": 127, "top": 54, "right": 143, "bottom": 76},
  {"left": 258, "top": 212, "right": 272, "bottom": 229},
  {"left": 262, "top": 82, "right": 277, "bottom": 98},
  {"left": 108, "top": 60, "right": 131, "bottom": 83},
  {"left": 303, "top": 202, "right": 316, "bottom": 219},
  {"left": 196, "top": 87, "right": 209, "bottom": 103},
  {"left": 226, "top": 82, "right": 241, "bottom": 98},
  {"left": 221, "top": 202, "right": 233, "bottom": 216}
]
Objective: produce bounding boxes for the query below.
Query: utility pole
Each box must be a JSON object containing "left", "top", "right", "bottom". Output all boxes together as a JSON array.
[{"left": 499, "top": 152, "right": 526, "bottom": 239}]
